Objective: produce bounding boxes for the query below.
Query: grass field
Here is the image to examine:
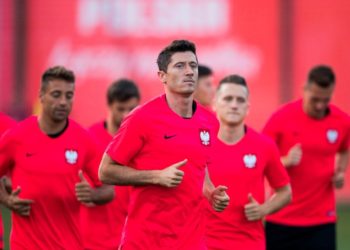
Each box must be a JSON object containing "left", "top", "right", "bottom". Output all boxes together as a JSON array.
[{"left": 1, "top": 205, "right": 350, "bottom": 250}]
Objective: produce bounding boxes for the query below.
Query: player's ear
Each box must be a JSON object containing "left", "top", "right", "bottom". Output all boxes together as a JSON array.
[{"left": 158, "top": 71, "right": 167, "bottom": 84}]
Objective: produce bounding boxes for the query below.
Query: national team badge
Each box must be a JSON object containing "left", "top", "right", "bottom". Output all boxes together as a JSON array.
[
  {"left": 243, "top": 154, "right": 257, "bottom": 168},
  {"left": 199, "top": 129, "right": 210, "bottom": 146},
  {"left": 326, "top": 129, "right": 338, "bottom": 144},
  {"left": 65, "top": 149, "right": 78, "bottom": 164}
]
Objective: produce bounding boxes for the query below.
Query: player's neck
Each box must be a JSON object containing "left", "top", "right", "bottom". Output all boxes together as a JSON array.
[
  {"left": 165, "top": 93, "right": 194, "bottom": 118},
  {"left": 218, "top": 122, "right": 245, "bottom": 145},
  {"left": 106, "top": 116, "right": 119, "bottom": 136},
  {"left": 38, "top": 115, "right": 68, "bottom": 135}
]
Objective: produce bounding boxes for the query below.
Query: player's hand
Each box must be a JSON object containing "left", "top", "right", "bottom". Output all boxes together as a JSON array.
[
  {"left": 75, "top": 170, "right": 95, "bottom": 206},
  {"left": 244, "top": 193, "right": 265, "bottom": 221},
  {"left": 156, "top": 159, "right": 187, "bottom": 188},
  {"left": 333, "top": 171, "right": 345, "bottom": 189},
  {"left": 210, "top": 185, "right": 230, "bottom": 212},
  {"left": 283, "top": 143, "right": 302, "bottom": 167},
  {"left": 4, "top": 186, "right": 33, "bottom": 217}
]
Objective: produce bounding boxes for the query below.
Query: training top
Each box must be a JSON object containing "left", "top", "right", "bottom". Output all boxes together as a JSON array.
[
  {"left": 263, "top": 99, "right": 350, "bottom": 226},
  {"left": 80, "top": 121, "right": 130, "bottom": 250},
  {"left": 0, "top": 116, "right": 101, "bottom": 250},
  {"left": 205, "top": 127, "right": 289, "bottom": 250},
  {"left": 106, "top": 94, "right": 218, "bottom": 250}
]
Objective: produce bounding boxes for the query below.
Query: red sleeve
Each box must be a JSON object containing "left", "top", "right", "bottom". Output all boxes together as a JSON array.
[
  {"left": 338, "top": 116, "right": 350, "bottom": 152},
  {"left": 106, "top": 111, "right": 145, "bottom": 167},
  {"left": 264, "top": 139, "right": 290, "bottom": 189},
  {"left": 0, "top": 130, "right": 16, "bottom": 177},
  {"left": 82, "top": 134, "right": 103, "bottom": 187}
]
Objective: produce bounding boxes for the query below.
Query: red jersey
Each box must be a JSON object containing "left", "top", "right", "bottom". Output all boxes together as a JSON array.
[
  {"left": 205, "top": 127, "right": 289, "bottom": 250},
  {"left": 106, "top": 94, "right": 218, "bottom": 250},
  {"left": 0, "top": 112, "right": 16, "bottom": 136},
  {"left": 263, "top": 100, "right": 350, "bottom": 226},
  {"left": 0, "top": 116, "right": 101, "bottom": 250},
  {"left": 0, "top": 112, "right": 16, "bottom": 249},
  {"left": 80, "top": 121, "right": 129, "bottom": 250}
]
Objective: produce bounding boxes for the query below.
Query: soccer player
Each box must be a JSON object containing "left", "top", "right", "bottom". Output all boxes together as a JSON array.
[
  {"left": 263, "top": 65, "right": 350, "bottom": 250},
  {"left": 205, "top": 75, "right": 291, "bottom": 250},
  {"left": 99, "top": 40, "right": 230, "bottom": 250},
  {"left": 193, "top": 64, "right": 215, "bottom": 110},
  {"left": 0, "top": 112, "right": 16, "bottom": 250},
  {"left": 0, "top": 66, "right": 114, "bottom": 250},
  {"left": 81, "top": 79, "right": 140, "bottom": 250}
]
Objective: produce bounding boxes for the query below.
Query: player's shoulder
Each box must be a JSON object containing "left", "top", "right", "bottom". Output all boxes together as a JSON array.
[
  {"left": 123, "top": 95, "right": 165, "bottom": 122},
  {"left": 1, "top": 116, "right": 35, "bottom": 142},
  {"left": 272, "top": 99, "right": 301, "bottom": 117},
  {"left": 196, "top": 102, "right": 218, "bottom": 124},
  {"left": 329, "top": 104, "right": 350, "bottom": 122},
  {"left": 247, "top": 126, "right": 276, "bottom": 146},
  {"left": 67, "top": 118, "right": 95, "bottom": 140}
]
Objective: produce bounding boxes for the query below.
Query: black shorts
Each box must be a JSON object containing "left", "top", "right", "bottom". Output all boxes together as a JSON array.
[{"left": 265, "top": 221, "right": 336, "bottom": 250}]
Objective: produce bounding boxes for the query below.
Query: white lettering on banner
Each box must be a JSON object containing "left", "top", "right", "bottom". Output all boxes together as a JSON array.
[
  {"left": 77, "top": 0, "right": 229, "bottom": 37},
  {"left": 47, "top": 39, "right": 261, "bottom": 81}
]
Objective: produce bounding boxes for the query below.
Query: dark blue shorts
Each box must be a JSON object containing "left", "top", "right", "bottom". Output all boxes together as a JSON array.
[{"left": 265, "top": 221, "right": 336, "bottom": 250}]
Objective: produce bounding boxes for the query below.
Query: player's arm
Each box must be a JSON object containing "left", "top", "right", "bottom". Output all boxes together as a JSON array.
[
  {"left": 203, "top": 167, "right": 230, "bottom": 212},
  {"left": 99, "top": 153, "right": 187, "bottom": 187},
  {"left": 280, "top": 144, "right": 302, "bottom": 168},
  {"left": 75, "top": 170, "right": 115, "bottom": 205},
  {"left": 333, "top": 149, "right": 349, "bottom": 189},
  {"left": 244, "top": 184, "right": 291, "bottom": 221},
  {"left": 0, "top": 183, "right": 33, "bottom": 217}
]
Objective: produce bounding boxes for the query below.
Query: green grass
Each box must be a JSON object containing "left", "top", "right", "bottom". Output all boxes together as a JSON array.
[{"left": 1, "top": 205, "right": 350, "bottom": 250}]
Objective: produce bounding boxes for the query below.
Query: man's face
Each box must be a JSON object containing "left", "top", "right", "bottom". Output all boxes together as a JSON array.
[
  {"left": 303, "top": 82, "right": 334, "bottom": 119},
  {"left": 214, "top": 83, "right": 249, "bottom": 126},
  {"left": 158, "top": 51, "right": 198, "bottom": 96},
  {"left": 40, "top": 79, "right": 75, "bottom": 122},
  {"left": 194, "top": 75, "right": 215, "bottom": 107},
  {"left": 109, "top": 97, "right": 139, "bottom": 128}
]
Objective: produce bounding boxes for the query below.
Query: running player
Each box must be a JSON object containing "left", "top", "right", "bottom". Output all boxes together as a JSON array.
[
  {"left": 193, "top": 64, "right": 215, "bottom": 110},
  {"left": 81, "top": 79, "right": 140, "bottom": 250},
  {"left": 99, "top": 40, "right": 230, "bottom": 250},
  {"left": 205, "top": 74, "right": 291, "bottom": 250},
  {"left": 263, "top": 65, "right": 350, "bottom": 250},
  {"left": 0, "top": 66, "right": 114, "bottom": 250}
]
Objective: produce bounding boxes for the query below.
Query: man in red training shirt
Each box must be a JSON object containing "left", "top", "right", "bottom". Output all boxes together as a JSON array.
[
  {"left": 205, "top": 74, "right": 291, "bottom": 250},
  {"left": 0, "top": 66, "right": 114, "bottom": 250},
  {"left": 263, "top": 65, "right": 350, "bottom": 250},
  {"left": 0, "top": 112, "right": 17, "bottom": 250},
  {"left": 193, "top": 64, "right": 215, "bottom": 111},
  {"left": 99, "top": 40, "right": 230, "bottom": 250},
  {"left": 81, "top": 79, "right": 140, "bottom": 249}
]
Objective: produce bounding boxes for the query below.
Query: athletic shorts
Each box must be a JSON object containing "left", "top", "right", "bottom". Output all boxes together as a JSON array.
[{"left": 265, "top": 221, "right": 336, "bottom": 250}]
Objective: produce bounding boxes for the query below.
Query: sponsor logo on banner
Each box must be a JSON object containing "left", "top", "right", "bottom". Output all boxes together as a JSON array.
[
  {"left": 65, "top": 149, "right": 78, "bottom": 164},
  {"left": 243, "top": 154, "right": 257, "bottom": 168},
  {"left": 326, "top": 129, "right": 338, "bottom": 144}
]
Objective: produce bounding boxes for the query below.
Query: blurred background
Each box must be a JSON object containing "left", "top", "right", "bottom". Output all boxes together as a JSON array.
[{"left": 1, "top": 0, "right": 350, "bottom": 249}]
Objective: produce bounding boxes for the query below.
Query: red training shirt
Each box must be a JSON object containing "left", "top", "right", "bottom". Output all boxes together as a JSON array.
[
  {"left": 205, "top": 127, "right": 289, "bottom": 250},
  {"left": 0, "top": 116, "right": 101, "bottom": 250},
  {"left": 263, "top": 100, "right": 350, "bottom": 226},
  {"left": 80, "top": 121, "right": 130, "bottom": 250},
  {"left": 106, "top": 94, "right": 218, "bottom": 250}
]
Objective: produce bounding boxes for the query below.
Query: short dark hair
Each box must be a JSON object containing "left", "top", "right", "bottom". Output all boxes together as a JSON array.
[
  {"left": 41, "top": 66, "right": 75, "bottom": 92},
  {"left": 198, "top": 65, "right": 213, "bottom": 78},
  {"left": 107, "top": 78, "right": 140, "bottom": 105},
  {"left": 217, "top": 74, "right": 248, "bottom": 92},
  {"left": 307, "top": 65, "right": 335, "bottom": 88},
  {"left": 157, "top": 40, "right": 197, "bottom": 72}
]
